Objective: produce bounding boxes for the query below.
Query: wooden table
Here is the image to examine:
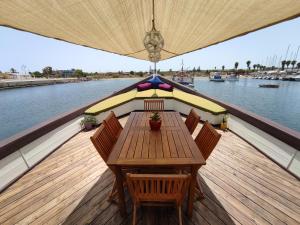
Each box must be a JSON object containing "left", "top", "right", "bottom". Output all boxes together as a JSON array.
[{"left": 107, "top": 111, "right": 206, "bottom": 218}]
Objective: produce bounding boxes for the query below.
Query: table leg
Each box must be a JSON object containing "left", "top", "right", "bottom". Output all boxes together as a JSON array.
[
  {"left": 187, "top": 166, "right": 197, "bottom": 218},
  {"left": 113, "top": 166, "right": 126, "bottom": 216}
]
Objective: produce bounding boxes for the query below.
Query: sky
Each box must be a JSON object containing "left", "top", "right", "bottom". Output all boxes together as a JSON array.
[{"left": 0, "top": 17, "right": 300, "bottom": 73}]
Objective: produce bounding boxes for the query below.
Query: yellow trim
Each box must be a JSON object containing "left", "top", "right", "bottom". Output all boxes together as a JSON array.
[
  {"left": 173, "top": 89, "right": 225, "bottom": 113},
  {"left": 85, "top": 88, "right": 226, "bottom": 115},
  {"left": 135, "top": 89, "right": 174, "bottom": 98},
  {"left": 155, "top": 89, "right": 174, "bottom": 98},
  {"left": 135, "top": 89, "right": 155, "bottom": 98},
  {"left": 85, "top": 89, "right": 137, "bottom": 114}
]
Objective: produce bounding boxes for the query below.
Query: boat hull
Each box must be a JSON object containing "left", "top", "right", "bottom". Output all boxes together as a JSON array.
[
  {"left": 209, "top": 79, "right": 225, "bottom": 82},
  {"left": 1, "top": 75, "right": 299, "bottom": 192},
  {"left": 259, "top": 84, "right": 279, "bottom": 88}
]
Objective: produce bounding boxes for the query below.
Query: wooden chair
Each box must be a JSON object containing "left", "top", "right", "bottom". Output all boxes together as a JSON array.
[
  {"left": 194, "top": 121, "right": 221, "bottom": 198},
  {"left": 90, "top": 124, "right": 119, "bottom": 202},
  {"left": 185, "top": 109, "right": 200, "bottom": 134},
  {"left": 144, "top": 99, "right": 164, "bottom": 112},
  {"left": 103, "top": 111, "right": 123, "bottom": 143},
  {"left": 126, "top": 173, "right": 191, "bottom": 225}
]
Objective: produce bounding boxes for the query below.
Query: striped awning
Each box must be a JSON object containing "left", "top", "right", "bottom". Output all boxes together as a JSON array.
[{"left": 1, "top": 0, "right": 300, "bottom": 61}]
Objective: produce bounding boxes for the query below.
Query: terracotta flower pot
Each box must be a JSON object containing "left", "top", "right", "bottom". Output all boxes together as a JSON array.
[
  {"left": 220, "top": 122, "right": 227, "bottom": 131},
  {"left": 84, "top": 122, "right": 94, "bottom": 131},
  {"left": 149, "top": 120, "right": 162, "bottom": 131}
]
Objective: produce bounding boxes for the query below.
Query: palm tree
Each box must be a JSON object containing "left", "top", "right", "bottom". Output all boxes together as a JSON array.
[
  {"left": 253, "top": 64, "right": 257, "bottom": 70},
  {"left": 246, "top": 60, "right": 251, "bottom": 70},
  {"left": 291, "top": 60, "right": 297, "bottom": 71},
  {"left": 297, "top": 62, "right": 300, "bottom": 69},
  {"left": 234, "top": 62, "right": 239, "bottom": 70},
  {"left": 286, "top": 60, "right": 291, "bottom": 69},
  {"left": 10, "top": 68, "right": 16, "bottom": 73},
  {"left": 281, "top": 60, "right": 286, "bottom": 70},
  {"left": 257, "top": 64, "right": 261, "bottom": 71},
  {"left": 222, "top": 65, "right": 225, "bottom": 71},
  {"left": 260, "top": 65, "right": 264, "bottom": 70}
]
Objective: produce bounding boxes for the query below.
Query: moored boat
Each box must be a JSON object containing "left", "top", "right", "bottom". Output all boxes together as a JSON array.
[
  {"left": 259, "top": 84, "right": 279, "bottom": 88},
  {"left": 172, "top": 61, "right": 195, "bottom": 88},
  {"left": 292, "top": 74, "right": 300, "bottom": 81},
  {"left": 209, "top": 73, "right": 225, "bottom": 82}
]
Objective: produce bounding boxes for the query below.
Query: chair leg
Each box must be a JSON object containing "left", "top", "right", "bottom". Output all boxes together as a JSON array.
[
  {"left": 178, "top": 205, "right": 183, "bottom": 225},
  {"left": 195, "top": 174, "right": 204, "bottom": 200},
  {"left": 133, "top": 204, "right": 137, "bottom": 225},
  {"left": 108, "top": 179, "right": 117, "bottom": 202},
  {"left": 108, "top": 178, "right": 127, "bottom": 203}
]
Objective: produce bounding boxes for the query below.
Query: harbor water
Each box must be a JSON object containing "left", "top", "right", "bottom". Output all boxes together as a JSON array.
[
  {"left": 194, "top": 77, "right": 300, "bottom": 132},
  {"left": 0, "top": 77, "right": 299, "bottom": 141}
]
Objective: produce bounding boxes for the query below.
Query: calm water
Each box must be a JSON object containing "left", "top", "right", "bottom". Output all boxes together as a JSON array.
[
  {"left": 0, "top": 78, "right": 299, "bottom": 141},
  {"left": 0, "top": 79, "right": 140, "bottom": 140},
  {"left": 194, "top": 78, "right": 300, "bottom": 132}
]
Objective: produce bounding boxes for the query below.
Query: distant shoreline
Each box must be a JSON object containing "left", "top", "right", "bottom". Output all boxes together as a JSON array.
[
  {"left": 0, "top": 73, "right": 251, "bottom": 90},
  {"left": 0, "top": 78, "right": 80, "bottom": 90}
]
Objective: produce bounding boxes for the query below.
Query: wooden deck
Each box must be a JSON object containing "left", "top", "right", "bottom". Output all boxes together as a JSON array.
[{"left": 0, "top": 117, "right": 299, "bottom": 225}]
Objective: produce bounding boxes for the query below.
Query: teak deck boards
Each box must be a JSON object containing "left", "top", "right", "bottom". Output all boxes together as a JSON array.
[
  {"left": 108, "top": 112, "right": 204, "bottom": 166},
  {"left": 0, "top": 116, "right": 299, "bottom": 225}
]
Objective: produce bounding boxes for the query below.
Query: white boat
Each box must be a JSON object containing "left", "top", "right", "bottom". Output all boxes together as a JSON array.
[
  {"left": 293, "top": 74, "right": 300, "bottom": 81},
  {"left": 209, "top": 73, "right": 225, "bottom": 82}
]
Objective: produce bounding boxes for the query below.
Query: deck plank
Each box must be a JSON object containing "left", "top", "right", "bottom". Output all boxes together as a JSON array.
[
  {"left": 207, "top": 156, "right": 300, "bottom": 222},
  {"left": 0, "top": 117, "right": 299, "bottom": 225}
]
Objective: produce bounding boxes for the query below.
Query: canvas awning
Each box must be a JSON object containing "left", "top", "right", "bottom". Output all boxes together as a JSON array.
[{"left": 1, "top": 0, "right": 300, "bottom": 61}]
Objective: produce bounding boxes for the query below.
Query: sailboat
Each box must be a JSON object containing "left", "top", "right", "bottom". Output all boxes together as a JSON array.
[{"left": 172, "top": 60, "right": 195, "bottom": 88}]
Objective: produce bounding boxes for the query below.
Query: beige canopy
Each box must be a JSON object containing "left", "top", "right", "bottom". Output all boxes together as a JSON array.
[{"left": 1, "top": 0, "right": 300, "bottom": 61}]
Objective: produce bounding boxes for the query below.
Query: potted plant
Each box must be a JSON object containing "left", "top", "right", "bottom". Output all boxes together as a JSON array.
[
  {"left": 80, "top": 115, "right": 97, "bottom": 131},
  {"left": 220, "top": 115, "right": 228, "bottom": 131},
  {"left": 149, "top": 112, "right": 162, "bottom": 131}
]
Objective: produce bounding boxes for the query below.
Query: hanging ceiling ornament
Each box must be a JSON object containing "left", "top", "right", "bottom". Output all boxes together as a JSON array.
[
  {"left": 148, "top": 52, "right": 161, "bottom": 62},
  {"left": 143, "top": 0, "right": 164, "bottom": 62}
]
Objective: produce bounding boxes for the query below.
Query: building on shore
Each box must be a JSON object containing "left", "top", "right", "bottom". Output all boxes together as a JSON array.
[
  {"left": 6, "top": 72, "right": 32, "bottom": 79},
  {"left": 54, "top": 69, "right": 76, "bottom": 77}
]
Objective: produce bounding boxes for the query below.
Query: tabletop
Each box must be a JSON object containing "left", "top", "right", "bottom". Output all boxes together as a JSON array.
[{"left": 107, "top": 111, "right": 206, "bottom": 167}]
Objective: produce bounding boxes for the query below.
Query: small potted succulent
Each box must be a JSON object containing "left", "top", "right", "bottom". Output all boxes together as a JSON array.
[
  {"left": 220, "top": 115, "right": 228, "bottom": 131},
  {"left": 80, "top": 115, "right": 97, "bottom": 131},
  {"left": 149, "top": 112, "right": 162, "bottom": 131}
]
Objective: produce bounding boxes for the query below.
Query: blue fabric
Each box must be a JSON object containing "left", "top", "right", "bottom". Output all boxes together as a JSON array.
[{"left": 148, "top": 75, "right": 163, "bottom": 88}]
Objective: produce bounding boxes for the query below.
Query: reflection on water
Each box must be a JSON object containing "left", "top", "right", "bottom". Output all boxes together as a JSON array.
[
  {"left": 194, "top": 78, "right": 300, "bottom": 132},
  {"left": 0, "top": 79, "right": 140, "bottom": 140},
  {"left": 0, "top": 77, "right": 299, "bottom": 141}
]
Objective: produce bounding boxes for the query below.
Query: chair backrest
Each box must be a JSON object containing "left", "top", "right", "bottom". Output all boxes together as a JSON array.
[
  {"left": 194, "top": 121, "right": 221, "bottom": 160},
  {"left": 144, "top": 99, "right": 164, "bottom": 112},
  {"left": 103, "top": 111, "right": 123, "bottom": 143},
  {"left": 90, "top": 124, "right": 115, "bottom": 162},
  {"left": 126, "top": 173, "right": 191, "bottom": 206},
  {"left": 185, "top": 109, "right": 200, "bottom": 134}
]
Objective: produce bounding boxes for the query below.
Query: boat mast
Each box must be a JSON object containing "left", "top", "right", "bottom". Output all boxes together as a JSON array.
[
  {"left": 294, "top": 45, "right": 300, "bottom": 61},
  {"left": 278, "top": 55, "right": 282, "bottom": 69},
  {"left": 285, "top": 44, "right": 290, "bottom": 61}
]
